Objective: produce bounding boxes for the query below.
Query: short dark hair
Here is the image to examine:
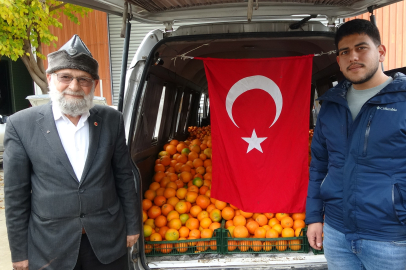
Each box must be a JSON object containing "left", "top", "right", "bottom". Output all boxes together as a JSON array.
[{"left": 335, "top": 19, "right": 381, "bottom": 50}]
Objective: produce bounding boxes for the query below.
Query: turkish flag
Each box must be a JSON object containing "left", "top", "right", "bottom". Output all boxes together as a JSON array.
[{"left": 195, "top": 55, "right": 313, "bottom": 213}]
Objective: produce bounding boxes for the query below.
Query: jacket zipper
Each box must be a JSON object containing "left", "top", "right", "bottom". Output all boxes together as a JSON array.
[
  {"left": 320, "top": 173, "right": 328, "bottom": 188},
  {"left": 392, "top": 184, "right": 404, "bottom": 225},
  {"left": 363, "top": 114, "right": 373, "bottom": 156}
]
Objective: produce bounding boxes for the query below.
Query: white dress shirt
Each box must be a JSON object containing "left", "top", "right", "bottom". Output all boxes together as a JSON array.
[{"left": 52, "top": 105, "right": 90, "bottom": 181}]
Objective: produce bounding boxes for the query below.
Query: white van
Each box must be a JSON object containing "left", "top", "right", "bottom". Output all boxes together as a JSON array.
[{"left": 59, "top": 0, "right": 404, "bottom": 269}]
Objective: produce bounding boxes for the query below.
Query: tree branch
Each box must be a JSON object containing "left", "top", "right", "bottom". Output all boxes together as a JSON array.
[
  {"left": 21, "top": 55, "right": 49, "bottom": 94},
  {"left": 49, "top": 3, "right": 66, "bottom": 12},
  {"left": 36, "top": 35, "right": 46, "bottom": 74}
]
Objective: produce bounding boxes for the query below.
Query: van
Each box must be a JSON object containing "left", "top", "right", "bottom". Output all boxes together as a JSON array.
[{"left": 59, "top": 0, "right": 404, "bottom": 269}]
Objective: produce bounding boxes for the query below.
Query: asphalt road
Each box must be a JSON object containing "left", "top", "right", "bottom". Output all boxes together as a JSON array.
[{"left": 0, "top": 165, "right": 13, "bottom": 269}]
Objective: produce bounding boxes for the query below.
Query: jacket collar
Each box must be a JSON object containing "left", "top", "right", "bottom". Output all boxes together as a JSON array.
[{"left": 319, "top": 72, "right": 406, "bottom": 105}]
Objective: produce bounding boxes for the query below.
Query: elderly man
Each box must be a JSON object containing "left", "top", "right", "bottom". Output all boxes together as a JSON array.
[{"left": 4, "top": 35, "right": 139, "bottom": 270}]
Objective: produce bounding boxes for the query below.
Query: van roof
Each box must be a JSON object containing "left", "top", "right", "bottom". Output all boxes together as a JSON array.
[{"left": 63, "top": 0, "right": 400, "bottom": 24}]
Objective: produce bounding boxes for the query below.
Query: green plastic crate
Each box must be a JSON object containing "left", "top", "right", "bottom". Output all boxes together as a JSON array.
[
  {"left": 222, "top": 227, "right": 309, "bottom": 254},
  {"left": 145, "top": 229, "right": 221, "bottom": 256},
  {"left": 311, "top": 247, "right": 324, "bottom": 254}
]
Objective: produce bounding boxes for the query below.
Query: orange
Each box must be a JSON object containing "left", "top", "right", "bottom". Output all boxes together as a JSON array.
[
  {"left": 186, "top": 218, "right": 199, "bottom": 230},
  {"left": 175, "top": 180, "right": 184, "bottom": 189},
  {"left": 142, "top": 199, "right": 152, "bottom": 211},
  {"left": 289, "top": 239, "right": 302, "bottom": 251},
  {"left": 154, "top": 171, "right": 166, "bottom": 182},
  {"left": 200, "top": 217, "right": 212, "bottom": 229},
  {"left": 240, "top": 210, "right": 253, "bottom": 218},
  {"left": 154, "top": 164, "right": 165, "bottom": 172},
  {"left": 199, "top": 185, "right": 209, "bottom": 196},
  {"left": 192, "top": 177, "right": 203, "bottom": 187},
  {"left": 169, "top": 160, "right": 177, "bottom": 168},
  {"left": 174, "top": 163, "right": 183, "bottom": 173},
  {"left": 153, "top": 195, "right": 167, "bottom": 207},
  {"left": 295, "top": 228, "right": 303, "bottom": 237},
  {"left": 206, "top": 166, "right": 212, "bottom": 173},
  {"left": 264, "top": 213, "right": 274, "bottom": 219},
  {"left": 275, "top": 240, "right": 288, "bottom": 251},
  {"left": 175, "top": 240, "right": 188, "bottom": 253},
  {"left": 167, "top": 196, "right": 179, "bottom": 207},
  {"left": 142, "top": 211, "right": 148, "bottom": 223},
  {"left": 176, "top": 143, "right": 187, "bottom": 153},
  {"left": 263, "top": 241, "right": 274, "bottom": 251},
  {"left": 196, "top": 195, "right": 211, "bottom": 209},
  {"left": 167, "top": 210, "right": 180, "bottom": 221},
  {"left": 203, "top": 173, "right": 212, "bottom": 180},
  {"left": 204, "top": 180, "right": 212, "bottom": 187},
  {"left": 190, "top": 144, "right": 201, "bottom": 154},
  {"left": 238, "top": 240, "right": 251, "bottom": 252},
  {"left": 163, "top": 188, "right": 176, "bottom": 199},
  {"left": 209, "top": 209, "right": 222, "bottom": 222},
  {"left": 266, "top": 228, "right": 279, "bottom": 238},
  {"left": 196, "top": 241, "right": 209, "bottom": 251},
  {"left": 180, "top": 164, "right": 191, "bottom": 172},
  {"left": 165, "top": 145, "right": 177, "bottom": 155},
  {"left": 196, "top": 166, "right": 205, "bottom": 175},
  {"left": 179, "top": 226, "right": 190, "bottom": 238},
  {"left": 188, "top": 151, "right": 198, "bottom": 161},
  {"left": 187, "top": 185, "right": 199, "bottom": 193},
  {"left": 181, "top": 148, "right": 190, "bottom": 156},
  {"left": 144, "top": 190, "right": 156, "bottom": 201},
  {"left": 254, "top": 227, "right": 267, "bottom": 238},
  {"left": 192, "top": 158, "right": 203, "bottom": 168},
  {"left": 221, "top": 207, "right": 235, "bottom": 220},
  {"left": 255, "top": 214, "right": 268, "bottom": 226},
  {"left": 214, "top": 200, "right": 227, "bottom": 210},
  {"left": 206, "top": 204, "right": 216, "bottom": 213},
  {"left": 227, "top": 226, "right": 235, "bottom": 237},
  {"left": 203, "top": 159, "right": 212, "bottom": 167},
  {"left": 234, "top": 209, "right": 241, "bottom": 216},
  {"left": 160, "top": 243, "right": 173, "bottom": 254},
  {"left": 293, "top": 219, "right": 306, "bottom": 230},
  {"left": 179, "top": 213, "right": 190, "bottom": 225},
  {"left": 185, "top": 191, "right": 198, "bottom": 203},
  {"left": 158, "top": 226, "right": 169, "bottom": 239},
  {"left": 160, "top": 155, "right": 171, "bottom": 166},
  {"left": 189, "top": 229, "right": 201, "bottom": 239},
  {"left": 149, "top": 182, "right": 161, "bottom": 191},
  {"left": 262, "top": 225, "right": 271, "bottom": 231},
  {"left": 281, "top": 228, "right": 295, "bottom": 238},
  {"left": 225, "top": 220, "right": 234, "bottom": 228},
  {"left": 166, "top": 182, "right": 178, "bottom": 190},
  {"left": 169, "top": 139, "right": 179, "bottom": 146},
  {"left": 145, "top": 244, "right": 153, "bottom": 254},
  {"left": 165, "top": 228, "right": 180, "bottom": 241},
  {"left": 190, "top": 205, "right": 203, "bottom": 217},
  {"left": 227, "top": 240, "right": 238, "bottom": 251},
  {"left": 275, "top": 213, "right": 290, "bottom": 221},
  {"left": 246, "top": 221, "right": 260, "bottom": 235},
  {"left": 185, "top": 201, "right": 192, "bottom": 212},
  {"left": 179, "top": 171, "right": 192, "bottom": 183},
  {"left": 156, "top": 187, "right": 165, "bottom": 196},
  {"left": 197, "top": 211, "right": 209, "bottom": 221},
  {"left": 150, "top": 233, "right": 162, "bottom": 242},
  {"left": 144, "top": 224, "right": 153, "bottom": 237},
  {"left": 155, "top": 215, "right": 167, "bottom": 228},
  {"left": 272, "top": 224, "right": 283, "bottom": 235},
  {"left": 199, "top": 153, "right": 207, "bottom": 160},
  {"left": 167, "top": 172, "right": 178, "bottom": 182},
  {"left": 168, "top": 218, "right": 182, "bottom": 230},
  {"left": 147, "top": 206, "right": 161, "bottom": 219},
  {"left": 281, "top": 217, "right": 294, "bottom": 228},
  {"left": 233, "top": 215, "right": 247, "bottom": 226},
  {"left": 176, "top": 188, "right": 187, "bottom": 200},
  {"left": 209, "top": 222, "right": 221, "bottom": 231},
  {"left": 251, "top": 240, "right": 263, "bottom": 252},
  {"left": 186, "top": 160, "right": 194, "bottom": 168},
  {"left": 160, "top": 177, "right": 171, "bottom": 188},
  {"left": 209, "top": 240, "right": 217, "bottom": 250},
  {"left": 200, "top": 144, "right": 208, "bottom": 150},
  {"left": 187, "top": 237, "right": 198, "bottom": 246},
  {"left": 201, "top": 228, "right": 214, "bottom": 239},
  {"left": 233, "top": 225, "right": 249, "bottom": 238},
  {"left": 166, "top": 166, "right": 175, "bottom": 173},
  {"left": 145, "top": 219, "right": 155, "bottom": 229},
  {"left": 268, "top": 218, "right": 280, "bottom": 227}
]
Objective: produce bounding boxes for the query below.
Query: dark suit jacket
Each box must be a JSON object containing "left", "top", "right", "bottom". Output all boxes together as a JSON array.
[{"left": 4, "top": 103, "right": 139, "bottom": 270}]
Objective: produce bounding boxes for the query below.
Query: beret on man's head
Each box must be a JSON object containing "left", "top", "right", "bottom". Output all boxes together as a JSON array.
[{"left": 46, "top": 35, "right": 99, "bottom": 80}]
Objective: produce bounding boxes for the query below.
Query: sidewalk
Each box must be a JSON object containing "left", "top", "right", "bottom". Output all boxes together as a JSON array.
[{"left": 0, "top": 167, "right": 13, "bottom": 269}]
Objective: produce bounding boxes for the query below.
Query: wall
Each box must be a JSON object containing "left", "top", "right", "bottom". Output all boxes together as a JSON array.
[
  {"left": 41, "top": 10, "right": 113, "bottom": 105},
  {"left": 347, "top": 0, "right": 406, "bottom": 71}
]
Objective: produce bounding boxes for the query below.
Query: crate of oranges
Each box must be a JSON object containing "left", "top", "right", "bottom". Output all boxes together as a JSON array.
[{"left": 222, "top": 212, "right": 309, "bottom": 254}]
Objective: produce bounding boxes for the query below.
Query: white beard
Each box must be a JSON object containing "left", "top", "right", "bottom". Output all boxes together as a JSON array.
[{"left": 49, "top": 78, "right": 95, "bottom": 117}]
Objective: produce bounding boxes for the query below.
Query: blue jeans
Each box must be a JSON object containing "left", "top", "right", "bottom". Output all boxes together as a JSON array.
[{"left": 323, "top": 223, "right": 406, "bottom": 270}]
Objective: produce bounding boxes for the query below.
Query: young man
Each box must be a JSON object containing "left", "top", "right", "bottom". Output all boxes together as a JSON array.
[
  {"left": 4, "top": 35, "right": 139, "bottom": 270},
  {"left": 306, "top": 19, "right": 406, "bottom": 269}
]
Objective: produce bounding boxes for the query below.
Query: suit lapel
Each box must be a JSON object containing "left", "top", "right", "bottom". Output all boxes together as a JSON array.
[
  {"left": 36, "top": 103, "right": 79, "bottom": 183},
  {"left": 79, "top": 107, "right": 102, "bottom": 185}
]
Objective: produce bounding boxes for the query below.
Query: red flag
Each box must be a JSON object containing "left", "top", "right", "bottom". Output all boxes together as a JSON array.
[{"left": 195, "top": 55, "right": 313, "bottom": 213}]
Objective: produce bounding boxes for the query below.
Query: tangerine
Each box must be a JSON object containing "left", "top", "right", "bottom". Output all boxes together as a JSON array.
[
  {"left": 255, "top": 214, "right": 268, "bottom": 226},
  {"left": 161, "top": 204, "right": 174, "bottom": 216},
  {"left": 179, "top": 226, "right": 190, "bottom": 238},
  {"left": 186, "top": 218, "right": 199, "bottom": 230},
  {"left": 275, "top": 213, "right": 289, "bottom": 221},
  {"left": 165, "top": 229, "right": 180, "bottom": 241},
  {"left": 233, "top": 225, "right": 249, "bottom": 238},
  {"left": 168, "top": 218, "right": 182, "bottom": 230},
  {"left": 252, "top": 240, "right": 263, "bottom": 251},
  {"left": 266, "top": 228, "right": 279, "bottom": 239},
  {"left": 142, "top": 199, "right": 152, "bottom": 211},
  {"left": 147, "top": 206, "right": 161, "bottom": 219},
  {"left": 289, "top": 239, "right": 302, "bottom": 251},
  {"left": 281, "top": 228, "right": 295, "bottom": 238},
  {"left": 190, "top": 205, "right": 203, "bottom": 217},
  {"left": 281, "top": 217, "right": 294, "bottom": 228},
  {"left": 163, "top": 188, "right": 176, "bottom": 199},
  {"left": 153, "top": 195, "right": 167, "bottom": 207},
  {"left": 247, "top": 221, "right": 260, "bottom": 235},
  {"left": 155, "top": 215, "right": 167, "bottom": 228},
  {"left": 222, "top": 207, "right": 235, "bottom": 220},
  {"left": 233, "top": 215, "right": 247, "bottom": 226},
  {"left": 254, "top": 227, "right": 267, "bottom": 238},
  {"left": 167, "top": 196, "right": 179, "bottom": 207},
  {"left": 200, "top": 217, "right": 212, "bottom": 229},
  {"left": 293, "top": 219, "right": 306, "bottom": 230},
  {"left": 210, "top": 209, "right": 222, "bottom": 222},
  {"left": 196, "top": 195, "right": 211, "bottom": 209},
  {"left": 144, "top": 190, "right": 156, "bottom": 201},
  {"left": 201, "top": 229, "right": 213, "bottom": 239}
]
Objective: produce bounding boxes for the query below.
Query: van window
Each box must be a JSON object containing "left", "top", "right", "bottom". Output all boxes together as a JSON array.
[
  {"left": 175, "top": 92, "right": 184, "bottom": 134},
  {"left": 152, "top": 86, "right": 166, "bottom": 141}
]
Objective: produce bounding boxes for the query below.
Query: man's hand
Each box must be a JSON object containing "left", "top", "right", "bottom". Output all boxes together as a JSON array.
[
  {"left": 307, "top": 222, "right": 323, "bottom": 250},
  {"left": 127, "top": 234, "right": 140, "bottom": 247},
  {"left": 12, "top": 260, "right": 29, "bottom": 270}
]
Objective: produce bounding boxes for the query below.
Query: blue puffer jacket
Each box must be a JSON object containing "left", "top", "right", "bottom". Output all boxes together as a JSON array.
[{"left": 306, "top": 72, "right": 406, "bottom": 241}]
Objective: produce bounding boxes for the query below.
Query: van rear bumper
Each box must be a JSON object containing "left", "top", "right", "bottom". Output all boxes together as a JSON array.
[{"left": 146, "top": 252, "right": 327, "bottom": 269}]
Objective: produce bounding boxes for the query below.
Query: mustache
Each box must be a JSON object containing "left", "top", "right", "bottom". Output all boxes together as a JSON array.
[
  {"left": 62, "top": 89, "right": 86, "bottom": 97},
  {"left": 347, "top": 63, "right": 365, "bottom": 71}
]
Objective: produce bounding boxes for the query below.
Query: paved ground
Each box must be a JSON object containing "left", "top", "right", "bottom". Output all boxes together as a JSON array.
[{"left": 0, "top": 166, "right": 13, "bottom": 269}]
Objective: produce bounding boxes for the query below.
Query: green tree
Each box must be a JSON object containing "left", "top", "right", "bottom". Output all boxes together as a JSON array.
[{"left": 0, "top": 0, "right": 92, "bottom": 93}]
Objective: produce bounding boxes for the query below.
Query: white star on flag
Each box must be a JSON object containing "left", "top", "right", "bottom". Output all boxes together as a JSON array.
[{"left": 242, "top": 129, "right": 267, "bottom": 153}]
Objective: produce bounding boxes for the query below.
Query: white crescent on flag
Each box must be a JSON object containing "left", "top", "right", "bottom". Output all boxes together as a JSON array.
[{"left": 225, "top": 75, "right": 283, "bottom": 128}]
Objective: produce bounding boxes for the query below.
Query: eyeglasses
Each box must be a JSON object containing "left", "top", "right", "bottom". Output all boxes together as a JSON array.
[{"left": 53, "top": 73, "right": 94, "bottom": 87}]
